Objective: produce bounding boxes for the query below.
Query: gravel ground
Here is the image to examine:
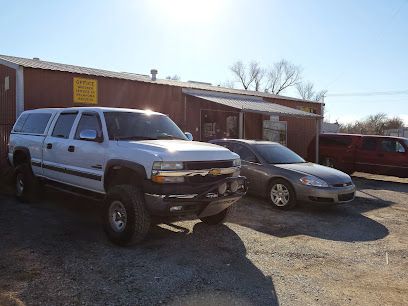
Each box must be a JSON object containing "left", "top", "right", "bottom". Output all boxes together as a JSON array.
[{"left": 0, "top": 173, "right": 407, "bottom": 305}]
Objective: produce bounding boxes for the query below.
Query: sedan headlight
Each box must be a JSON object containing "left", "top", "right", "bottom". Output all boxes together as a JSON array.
[
  {"left": 300, "top": 175, "right": 329, "bottom": 188},
  {"left": 232, "top": 158, "right": 241, "bottom": 167},
  {"left": 152, "top": 161, "right": 184, "bottom": 170}
]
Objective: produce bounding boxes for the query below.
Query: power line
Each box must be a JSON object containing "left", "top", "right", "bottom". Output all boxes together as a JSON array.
[{"left": 327, "top": 89, "right": 408, "bottom": 97}]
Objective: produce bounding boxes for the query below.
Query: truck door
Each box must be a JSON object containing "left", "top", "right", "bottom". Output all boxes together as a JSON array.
[
  {"left": 43, "top": 112, "right": 79, "bottom": 183},
  {"left": 58, "top": 111, "right": 106, "bottom": 193},
  {"left": 377, "top": 138, "right": 408, "bottom": 177},
  {"left": 355, "top": 137, "right": 380, "bottom": 174}
]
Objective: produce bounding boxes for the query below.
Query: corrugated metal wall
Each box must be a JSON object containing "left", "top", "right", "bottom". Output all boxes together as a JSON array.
[
  {"left": 22, "top": 67, "right": 321, "bottom": 159},
  {"left": 0, "top": 64, "right": 16, "bottom": 165}
]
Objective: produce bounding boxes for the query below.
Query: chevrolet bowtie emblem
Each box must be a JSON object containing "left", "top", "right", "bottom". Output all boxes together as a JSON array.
[{"left": 209, "top": 168, "right": 222, "bottom": 176}]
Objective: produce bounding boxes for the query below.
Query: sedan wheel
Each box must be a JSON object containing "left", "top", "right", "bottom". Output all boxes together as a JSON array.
[
  {"left": 270, "top": 184, "right": 290, "bottom": 206},
  {"left": 268, "top": 179, "right": 296, "bottom": 210}
]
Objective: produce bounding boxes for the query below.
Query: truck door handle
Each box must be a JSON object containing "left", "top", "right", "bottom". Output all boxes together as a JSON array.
[
  {"left": 46, "top": 143, "right": 52, "bottom": 149},
  {"left": 68, "top": 145, "right": 75, "bottom": 152}
]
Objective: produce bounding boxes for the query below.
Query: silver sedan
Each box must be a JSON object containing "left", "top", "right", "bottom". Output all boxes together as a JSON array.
[{"left": 210, "top": 139, "right": 356, "bottom": 210}]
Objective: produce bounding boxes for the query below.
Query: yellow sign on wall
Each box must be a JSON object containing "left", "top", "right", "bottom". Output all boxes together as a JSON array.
[
  {"left": 298, "top": 106, "right": 316, "bottom": 114},
  {"left": 73, "top": 77, "right": 98, "bottom": 104}
]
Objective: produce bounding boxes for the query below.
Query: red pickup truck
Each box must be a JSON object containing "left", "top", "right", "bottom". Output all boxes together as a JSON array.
[{"left": 308, "top": 133, "right": 408, "bottom": 178}]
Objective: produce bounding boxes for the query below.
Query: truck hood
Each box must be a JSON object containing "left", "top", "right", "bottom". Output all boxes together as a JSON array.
[
  {"left": 116, "top": 140, "right": 238, "bottom": 161},
  {"left": 274, "top": 163, "right": 352, "bottom": 185}
]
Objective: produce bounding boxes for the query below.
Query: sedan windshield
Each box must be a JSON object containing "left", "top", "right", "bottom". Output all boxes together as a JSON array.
[
  {"left": 104, "top": 112, "right": 187, "bottom": 141},
  {"left": 254, "top": 144, "right": 306, "bottom": 164}
]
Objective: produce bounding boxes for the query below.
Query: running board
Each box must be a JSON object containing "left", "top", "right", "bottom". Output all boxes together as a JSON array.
[{"left": 42, "top": 179, "right": 104, "bottom": 202}]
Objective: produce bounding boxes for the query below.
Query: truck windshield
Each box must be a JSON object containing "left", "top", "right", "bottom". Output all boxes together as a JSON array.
[
  {"left": 254, "top": 144, "right": 306, "bottom": 164},
  {"left": 104, "top": 112, "right": 187, "bottom": 141}
]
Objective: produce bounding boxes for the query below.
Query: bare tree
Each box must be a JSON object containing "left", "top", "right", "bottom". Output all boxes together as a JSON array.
[
  {"left": 339, "top": 113, "right": 403, "bottom": 135},
  {"left": 265, "top": 59, "right": 302, "bottom": 94},
  {"left": 296, "top": 82, "right": 327, "bottom": 102},
  {"left": 230, "top": 60, "right": 263, "bottom": 90},
  {"left": 296, "top": 82, "right": 315, "bottom": 100},
  {"left": 219, "top": 80, "right": 236, "bottom": 88}
]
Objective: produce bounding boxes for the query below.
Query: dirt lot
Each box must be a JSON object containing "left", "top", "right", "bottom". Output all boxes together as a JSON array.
[{"left": 0, "top": 173, "right": 407, "bottom": 306}]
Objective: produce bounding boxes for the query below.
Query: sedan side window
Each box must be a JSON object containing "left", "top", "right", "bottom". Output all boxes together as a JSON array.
[
  {"left": 232, "top": 144, "right": 259, "bottom": 163},
  {"left": 380, "top": 139, "right": 406, "bottom": 153},
  {"left": 52, "top": 113, "right": 78, "bottom": 139},
  {"left": 75, "top": 113, "right": 103, "bottom": 140}
]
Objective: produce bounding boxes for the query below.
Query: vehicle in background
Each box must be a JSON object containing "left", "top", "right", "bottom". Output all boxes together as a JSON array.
[
  {"left": 8, "top": 107, "right": 247, "bottom": 245},
  {"left": 308, "top": 133, "right": 408, "bottom": 178},
  {"left": 210, "top": 139, "right": 355, "bottom": 210}
]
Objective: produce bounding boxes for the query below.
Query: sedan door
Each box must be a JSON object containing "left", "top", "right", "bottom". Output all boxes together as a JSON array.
[{"left": 229, "top": 143, "right": 267, "bottom": 196}]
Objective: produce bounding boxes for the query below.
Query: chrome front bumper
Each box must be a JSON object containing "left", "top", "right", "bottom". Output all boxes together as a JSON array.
[{"left": 144, "top": 176, "right": 247, "bottom": 217}]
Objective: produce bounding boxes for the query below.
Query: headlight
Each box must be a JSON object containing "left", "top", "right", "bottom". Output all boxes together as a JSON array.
[
  {"left": 300, "top": 175, "right": 329, "bottom": 188},
  {"left": 152, "top": 161, "right": 184, "bottom": 170},
  {"left": 232, "top": 158, "right": 241, "bottom": 167}
]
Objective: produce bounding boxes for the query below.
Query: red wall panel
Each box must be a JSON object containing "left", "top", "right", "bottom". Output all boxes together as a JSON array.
[{"left": 0, "top": 64, "right": 16, "bottom": 165}]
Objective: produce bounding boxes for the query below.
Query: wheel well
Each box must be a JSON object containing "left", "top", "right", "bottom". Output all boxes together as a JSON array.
[
  {"left": 104, "top": 166, "right": 144, "bottom": 191},
  {"left": 13, "top": 150, "right": 30, "bottom": 167}
]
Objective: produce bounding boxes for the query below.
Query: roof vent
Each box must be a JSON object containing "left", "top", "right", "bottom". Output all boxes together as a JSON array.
[
  {"left": 150, "top": 69, "right": 158, "bottom": 81},
  {"left": 33, "top": 57, "right": 40, "bottom": 61}
]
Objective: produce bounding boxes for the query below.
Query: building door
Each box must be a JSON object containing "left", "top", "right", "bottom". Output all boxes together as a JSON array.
[{"left": 200, "top": 110, "right": 239, "bottom": 141}]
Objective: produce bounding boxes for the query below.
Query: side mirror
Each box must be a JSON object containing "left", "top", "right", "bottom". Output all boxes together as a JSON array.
[
  {"left": 79, "top": 129, "right": 100, "bottom": 142},
  {"left": 185, "top": 132, "right": 193, "bottom": 141}
]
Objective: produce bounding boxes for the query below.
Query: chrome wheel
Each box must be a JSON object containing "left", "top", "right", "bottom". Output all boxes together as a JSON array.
[
  {"left": 270, "top": 183, "right": 290, "bottom": 206},
  {"left": 109, "top": 200, "right": 127, "bottom": 233},
  {"left": 16, "top": 174, "right": 24, "bottom": 197}
]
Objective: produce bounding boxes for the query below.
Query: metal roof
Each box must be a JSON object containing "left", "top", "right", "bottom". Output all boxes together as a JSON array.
[
  {"left": 183, "top": 89, "right": 321, "bottom": 118},
  {"left": 0, "top": 54, "right": 321, "bottom": 105}
]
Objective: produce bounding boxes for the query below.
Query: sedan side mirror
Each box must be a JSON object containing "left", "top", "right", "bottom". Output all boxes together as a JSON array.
[
  {"left": 185, "top": 132, "right": 193, "bottom": 141},
  {"left": 79, "top": 129, "right": 101, "bottom": 142}
]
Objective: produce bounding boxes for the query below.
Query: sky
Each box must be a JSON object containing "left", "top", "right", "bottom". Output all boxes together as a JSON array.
[{"left": 1, "top": 0, "right": 407, "bottom": 125}]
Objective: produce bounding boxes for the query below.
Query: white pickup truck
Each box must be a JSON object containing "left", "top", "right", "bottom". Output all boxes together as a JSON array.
[{"left": 8, "top": 107, "right": 247, "bottom": 245}]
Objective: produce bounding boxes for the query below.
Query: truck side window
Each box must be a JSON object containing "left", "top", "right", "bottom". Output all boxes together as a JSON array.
[
  {"left": 21, "top": 113, "right": 52, "bottom": 134},
  {"left": 75, "top": 113, "right": 102, "bottom": 140},
  {"left": 380, "top": 140, "right": 406, "bottom": 153},
  {"left": 52, "top": 113, "right": 78, "bottom": 139},
  {"left": 13, "top": 113, "right": 29, "bottom": 132},
  {"left": 361, "top": 138, "right": 377, "bottom": 151}
]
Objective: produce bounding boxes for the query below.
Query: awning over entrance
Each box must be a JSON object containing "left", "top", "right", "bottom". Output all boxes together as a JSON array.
[{"left": 183, "top": 88, "right": 321, "bottom": 119}]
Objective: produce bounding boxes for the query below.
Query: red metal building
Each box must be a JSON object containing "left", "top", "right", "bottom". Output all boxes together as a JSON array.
[{"left": 0, "top": 55, "right": 322, "bottom": 167}]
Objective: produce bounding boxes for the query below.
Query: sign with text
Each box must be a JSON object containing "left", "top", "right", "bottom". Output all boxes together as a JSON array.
[{"left": 73, "top": 77, "right": 98, "bottom": 104}]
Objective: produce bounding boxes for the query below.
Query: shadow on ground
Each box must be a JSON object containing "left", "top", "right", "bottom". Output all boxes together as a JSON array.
[
  {"left": 0, "top": 190, "right": 278, "bottom": 305},
  {"left": 229, "top": 178, "right": 394, "bottom": 242}
]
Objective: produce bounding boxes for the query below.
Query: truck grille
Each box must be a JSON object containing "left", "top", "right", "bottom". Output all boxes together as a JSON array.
[
  {"left": 184, "top": 160, "right": 233, "bottom": 170},
  {"left": 187, "top": 174, "right": 229, "bottom": 184}
]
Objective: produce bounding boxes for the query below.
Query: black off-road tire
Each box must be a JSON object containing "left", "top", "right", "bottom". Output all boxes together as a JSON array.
[
  {"left": 268, "top": 179, "right": 297, "bottom": 210},
  {"left": 15, "top": 164, "right": 41, "bottom": 203},
  {"left": 200, "top": 207, "right": 231, "bottom": 225},
  {"left": 103, "top": 185, "right": 151, "bottom": 246}
]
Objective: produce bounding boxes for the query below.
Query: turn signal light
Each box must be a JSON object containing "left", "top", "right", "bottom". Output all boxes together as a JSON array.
[{"left": 152, "top": 176, "right": 185, "bottom": 184}]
